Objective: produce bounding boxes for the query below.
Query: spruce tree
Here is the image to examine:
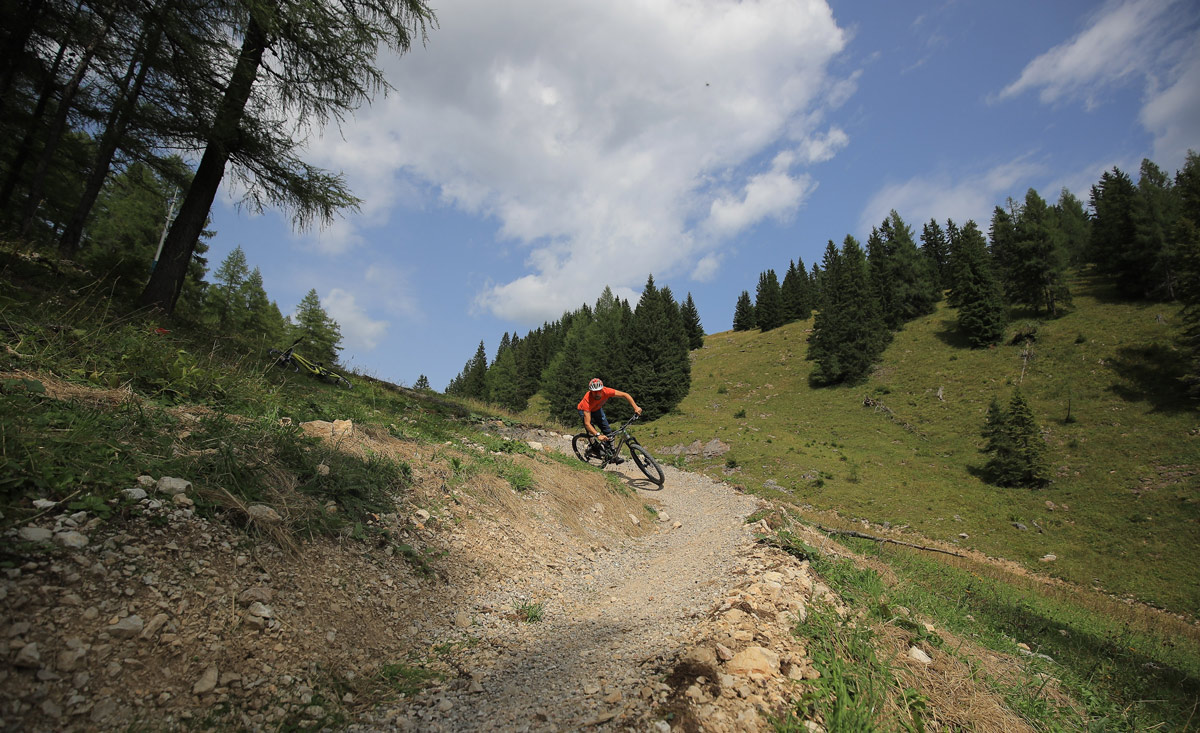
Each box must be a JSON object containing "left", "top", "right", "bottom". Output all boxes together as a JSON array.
[
  {"left": 1174, "top": 151, "right": 1200, "bottom": 397},
  {"left": 413, "top": 374, "right": 431, "bottom": 391},
  {"left": 241, "top": 268, "right": 287, "bottom": 347},
  {"left": 754, "top": 269, "right": 784, "bottom": 331},
  {"left": 732, "top": 290, "right": 755, "bottom": 331},
  {"left": 809, "top": 236, "right": 888, "bottom": 385},
  {"left": 457, "top": 341, "right": 488, "bottom": 401},
  {"left": 208, "top": 245, "right": 250, "bottom": 332},
  {"left": 1055, "top": 188, "right": 1091, "bottom": 267},
  {"left": 1010, "top": 188, "right": 1071, "bottom": 315},
  {"left": 625, "top": 275, "right": 689, "bottom": 418},
  {"left": 681, "top": 293, "right": 704, "bottom": 350},
  {"left": 989, "top": 205, "right": 1019, "bottom": 294},
  {"left": 541, "top": 320, "right": 590, "bottom": 424},
  {"left": 982, "top": 390, "right": 1050, "bottom": 488},
  {"left": 486, "top": 344, "right": 522, "bottom": 411},
  {"left": 951, "top": 221, "right": 1006, "bottom": 347},
  {"left": 1089, "top": 167, "right": 1137, "bottom": 287},
  {"left": 871, "top": 210, "right": 940, "bottom": 328},
  {"left": 781, "top": 259, "right": 812, "bottom": 323},
  {"left": 1132, "top": 159, "right": 1181, "bottom": 299},
  {"left": 291, "top": 289, "right": 342, "bottom": 366},
  {"left": 920, "top": 218, "right": 950, "bottom": 292}
]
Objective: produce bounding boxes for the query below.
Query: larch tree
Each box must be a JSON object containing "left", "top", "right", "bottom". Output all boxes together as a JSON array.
[
  {"left": 291, "top": 289, "right": 342, "bottom": 367},
  {"left": 139, "top": 0, "right": 435, "bottom": 313}
]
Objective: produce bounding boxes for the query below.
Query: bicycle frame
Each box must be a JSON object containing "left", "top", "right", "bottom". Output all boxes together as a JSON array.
[{"left": 270, "top": 339, "right": 351, "bottom": 388}]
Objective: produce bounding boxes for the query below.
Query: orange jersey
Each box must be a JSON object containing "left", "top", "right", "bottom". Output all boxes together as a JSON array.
[{"left": 577, "top": 387, "right": 616, "bottom": 412}]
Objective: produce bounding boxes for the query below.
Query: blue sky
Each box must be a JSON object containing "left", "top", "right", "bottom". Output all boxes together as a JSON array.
[{"left": 208, "top": 0, "right": 1200, "bottom": 391}]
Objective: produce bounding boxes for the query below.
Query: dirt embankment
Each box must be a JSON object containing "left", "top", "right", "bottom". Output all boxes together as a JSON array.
[{"left": 3, "top": 413, "right": 1053, "bottom": 732}]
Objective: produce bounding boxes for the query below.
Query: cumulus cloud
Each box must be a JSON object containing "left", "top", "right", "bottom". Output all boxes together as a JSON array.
[
  {"left": 301, "top": 0, "right": 851, "bottom": 324},
  {"left": 858, "top": 158, "right": 1046, "bottom": 234},
  {"left": 996, "top": 0, "right": 1200, "bottom": 168},
  {"left": 323, "top": 288, "right": 390, "bottom": 351}
]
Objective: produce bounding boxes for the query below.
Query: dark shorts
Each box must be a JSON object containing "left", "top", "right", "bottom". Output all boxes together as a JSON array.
[{"left": 578, "top": 408, "right": 611, "bottom": 435}]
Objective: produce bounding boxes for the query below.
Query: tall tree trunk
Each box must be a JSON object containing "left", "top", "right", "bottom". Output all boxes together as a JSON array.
[
  {"left": 0, "top": 37, "right": 69, "bottom": 212},
  {"left": 0, "top": 0, "right": 47, "bottom": 120},
  {"left": 58, "top": 25, "right": 159, "bottom": 259},
  {"left": 139, "top": 17, "right": 266, "bottom": 313},
  {"left": 18, "top": 9, "right": 113, "bottom": 236}
]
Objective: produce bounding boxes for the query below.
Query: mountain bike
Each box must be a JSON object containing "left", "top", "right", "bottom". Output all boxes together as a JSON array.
[
  {"left": 268, "top": 339, "right": 352, "bottom": 389},
  {"left": 572, "top": 414, "right": 664, "bottom": 486}
]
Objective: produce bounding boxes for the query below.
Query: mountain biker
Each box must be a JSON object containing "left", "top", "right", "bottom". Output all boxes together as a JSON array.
[{"left": 577, "top": 378, "right": 642, "bottom": 463}]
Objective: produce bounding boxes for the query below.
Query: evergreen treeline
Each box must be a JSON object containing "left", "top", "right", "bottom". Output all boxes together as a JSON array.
[
  {"left": 730, "top": 152, "right": 1200, "bottom": 391},
  {"left": 445, "top": 277, "right": 701, "bottom": 423},
  {"left": 1, "top": 0, "right": 433, "bottom": 313}
]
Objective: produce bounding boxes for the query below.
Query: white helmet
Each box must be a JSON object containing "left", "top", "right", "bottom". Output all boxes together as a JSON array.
[{"left": 588, "top": 378, "right": 604, "bottom": 391}]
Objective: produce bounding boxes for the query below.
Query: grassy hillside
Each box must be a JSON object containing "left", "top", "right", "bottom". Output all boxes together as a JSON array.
[{"left": 642, "top": 274, "right": 1199, "bottom": 616}]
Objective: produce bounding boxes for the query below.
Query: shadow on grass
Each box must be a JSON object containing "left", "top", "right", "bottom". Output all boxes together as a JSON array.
[
  {"left": 1106, "top": 343, "right": 1191, "bottom": 414},
  {"left": 933, "top": 318, "right": 974, "bottom": 349}
]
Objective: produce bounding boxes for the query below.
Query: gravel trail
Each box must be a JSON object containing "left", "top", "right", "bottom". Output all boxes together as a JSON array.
[{"left": 375, "top": 448, "right": 763, "bottom": 731}]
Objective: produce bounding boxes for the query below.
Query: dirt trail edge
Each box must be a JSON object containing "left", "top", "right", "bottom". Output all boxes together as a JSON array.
[{"left": 367, "top": 447, "right": 764, "bottom": 731}]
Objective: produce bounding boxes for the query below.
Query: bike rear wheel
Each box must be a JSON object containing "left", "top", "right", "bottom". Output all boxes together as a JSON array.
[
  {"left": 628, "top": 442, "right": 664, "bottom": 485},
  {"left": 572, "top": 433, "right": 606, "bottom": 466}
]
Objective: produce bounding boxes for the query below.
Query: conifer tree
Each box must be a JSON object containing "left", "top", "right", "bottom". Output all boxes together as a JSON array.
[
  {"left": 989, "top": 204, "right": 1019, "bottom": 293},
  {"left": 981, "top": 390, "right": 1050, "bottom": 488},
  {"left": 871, "top": 210, "right": 940, "bottom": 328},
  {"left": 732, "top": 290, "right": 755, "bottom": 331},
  {"left": 1174, "top": 151, "right": 1200, "bottom": 397},
  {"left": 1132, "top": 159, "right": 1181, "bottom": 299},
  {"left": 920, "top": 219, "right": 950, "bottom": 292},
  {"left": 413, "top": 374, "right": 431, "bottom": 391},
  {"left": 950, "top": 221, "right": 1006, "bottom": 347},
  {"left": 1089, "top": 167, "right": 1137, "bottom": 287},
  {"left": 1009, "top": 188, "right": 1071, "bottom": 315},
  {"left": 681, "top": 293, "right": 704, "bottom": 350},
  {"left": 781, "top": 259, "right": 812, "bottom": 323},
  {"left": 1055, "top": 188, "right": 1091, "bottom": 267},
  {"left": 459, "top": 340, "right": 489, "bottom": 401},
  {"left": 754, "top": 269, "right": 784, "bottom": 331},
  {"left": 486, "top": 343, "right": 522, "bottom": 411},
  {"left": 208, "top": 245, "right": 250, "bottom": 332},
  {"left": 809, "top": 236, "right": 889, "bottom": 385},
  {"left": 541, "top": 320, "right": 590, "bottom": 424},
  {"left": 626, "top": 274, "right": 690, "bottom": 418},
  {"left": 291, "top": 289, "right": 342, "bottom": 366},
  {"left": 241, "top": 267, "right": 287, "bottom": 347}
]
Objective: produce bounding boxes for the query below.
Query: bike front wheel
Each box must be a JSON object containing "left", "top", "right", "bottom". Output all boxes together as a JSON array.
[
  {"left": 628, "top": 442, "right": 664, "bottom": 485},
  {"left": 572, "top": 433, "right": 606, "bottom": 466}
]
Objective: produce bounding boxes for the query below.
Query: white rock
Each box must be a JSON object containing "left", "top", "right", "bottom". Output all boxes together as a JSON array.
[
  {"left": 14, "top": 642, "right": 41, "bottom": 668},
  {"left": 1040, "top": 554, "right": 1057, "bottom": 562},
  {"left": 136, "top": 475, "right": 155, "bottom": 488},
  {"left": 54, "top": 531, "right": 89, "bottom": 548},
  {"left": 156, "top": 476, "right": 192, "bottom": 495},
  {"left": 193, "top": 665, "right": 219, "bottom": 695},
  {"left": 629, "top": 514, "right": 641, "bottom": 527},
  {"left": 726, "top": 647, "right": 780, "bottom": 677},
  {"left": 316, "top": 463, "right": 330, "bottom": 476},
  {"left": 247, "top": 602, "right": 274, "bottom": 619},
  {"left": 527, "top": 441, "right": 543, "bottom": 451},
  {"left": 122, "top": 488, "right": 148, "bottom": 501},
  {"left": 908, "top": 646, "right": 932, "bottom": 665},
  {"left": 18, "top": 526, "right": 53, "bottom": 542},
  {"left": 172, "top": 494, "right": 194, "bottom": 507},
  {"left": 32, "top": 499, "right": 57, "bottom": 510},
  {"left": 110, "top": 615, "right": 144, "bottom": 639},
  {"left": 247, "top": 505, "right": 283, "bottom": 523},
  {"left": 331, "top": 419, "right": 353, "bottom": 437}
]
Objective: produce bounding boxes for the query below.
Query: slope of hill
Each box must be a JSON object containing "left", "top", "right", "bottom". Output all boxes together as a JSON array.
[{"left": 643, "top": 274, "right": 1198, "bottom": 617}]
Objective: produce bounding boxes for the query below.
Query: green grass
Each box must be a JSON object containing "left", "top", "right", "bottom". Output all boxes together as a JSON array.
[
  {"left": 513, "top": 599, "right": 544, "bottom": 622},
  {"left": 647, "top": 274, "right": 1200, "bottom": 616},
  {"left": 771, "top": 524, "right": 1200, "bottom": 731}
]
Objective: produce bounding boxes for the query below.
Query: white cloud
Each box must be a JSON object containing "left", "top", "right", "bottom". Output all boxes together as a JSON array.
[
  {"left": 302, "top": 0, "right": 851, "bottom": 324},
  {"left": 996, "top": 0, "right": 1199, "bottom": 168},
  {"left": 323, "top": 288, "right": 390, "bottom": 351},
  {"left": 859, "top": 158, "right": 1046, "bottom": 235}
]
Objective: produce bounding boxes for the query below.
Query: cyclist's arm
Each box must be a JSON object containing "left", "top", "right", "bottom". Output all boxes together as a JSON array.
[
  {"left": 583, "top": 411, "right": 608, "bottom": 440},
  {"left": 611, "top": 390, "right": 642, "bottom": 415}
]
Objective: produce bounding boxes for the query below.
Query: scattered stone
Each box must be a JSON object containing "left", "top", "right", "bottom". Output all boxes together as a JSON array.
[
  {"left": 1040, "top": 554, "right": 1057, "bottom": 562},
  {"left": 454, "top": 612, "right": 471, "bottom": 628},
  {"left": 908, "top": 646, "right": 932, "bottom": 665},
  {"left": 193, "top": 665, "right": 219, "bottom": 695},
  {"left": 156, "top": 477, "right": 192, "bottom": 496},
  {"left": 527, "top": 441, "right": 544, "bottom": 451},
  {"left": 1044, "top": 500, "right": 1057, "bottom": 511},
  {"left": 436, "top": 698, "right": 453, "bottom": 712},
  {"left": 726, "top": 647, "right": 780, "bottom": 677},
  {"left": 109, "top": 615, "right": 144, "bottom": 639},
  {"left": 136, "top": 475, "right": 155, "bottom": 488},
  {"left": 14, "top": 642, "right": 41, "bottom": 668},
  {"left": 54, "top": 531, "right": 89, "bottom": 548},
  {"left": 702, "top": 438, "right": 731, "bottom": 457},
  {"left": 715, "top": 643, "right": 734, "bottom": 662},
  {"left": 1012, "top": 522, "right": 1028, "bottom": 531},
  {"left": 141, "top": 613, "right": 169, "bottom": 640},
  {"left": 247, "top": 505, "right": 283, "bottom": 523},
  {"left": 172, "top": 494, "right": 195, "bottom": 508},
  {"left": 629, "top": 514, "right": 640, "bottom": 527},
  {"left": 18, "top": 526, "right": 53, "bottom": 543},
  {"left": 247, "top": 602, "right": 274, "bottom": 619},
  {"left": 316, "top": 463, "right": 331, "bottom": 476},
  {"left": 32, "top": 499, "right": 57, "bottom": 510},
  {"left": 57, "top": 648, "right": 87, "bottom": 672},
  {"left": 332, "top": 419, "right": 353, "bottom": 438},
  {"left": 238, "top": 587, "right": 274, "bottom": 606},
  {"left": 122, "top": 488, "right": 148, "bottom": 501}
]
